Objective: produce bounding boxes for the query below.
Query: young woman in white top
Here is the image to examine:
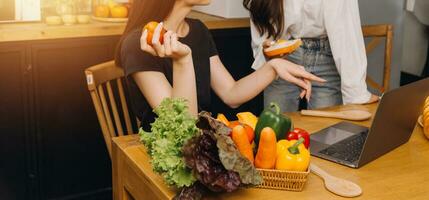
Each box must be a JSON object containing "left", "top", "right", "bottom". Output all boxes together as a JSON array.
[{"left": 244, "top": 0, "right": 379, "bottom": 112}]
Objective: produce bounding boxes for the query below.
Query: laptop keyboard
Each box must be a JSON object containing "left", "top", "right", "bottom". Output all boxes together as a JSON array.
[{"left": 319, "top": 131, "right": 368, "bottom": 163}]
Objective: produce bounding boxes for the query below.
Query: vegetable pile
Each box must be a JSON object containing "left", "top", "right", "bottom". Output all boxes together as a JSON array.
[
  {"left": 141, "top": 99, "right": 312, "bottom": 199},
  {"left": 217, "top": 102, "right": 311, "bottom": 172},
  {"left": 140, "top": 98, "right": 262, "bottom": 199},
  {"left": 139, "top": 98, "right": 198, "bottom": 188}
]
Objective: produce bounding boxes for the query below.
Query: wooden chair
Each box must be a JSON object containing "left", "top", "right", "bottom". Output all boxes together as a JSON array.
[
  {"left": 362, "top": 24, "right": 393, "bottom": 93},
  {"left": 85, "top": 61, "right": 135, "bottom": 158}
]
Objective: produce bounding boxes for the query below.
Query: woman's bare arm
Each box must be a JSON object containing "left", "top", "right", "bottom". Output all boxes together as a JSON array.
[
  {"left": 210, "top": 56, "right": 325, "bottom": 108},
  {"left": 134, "top": 24, "right": 198, "bottom": 115}
]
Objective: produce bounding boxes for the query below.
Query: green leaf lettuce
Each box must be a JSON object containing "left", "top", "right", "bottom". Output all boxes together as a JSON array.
[{"left": 139, "top": 98, "right": 198, "bottom": 188}]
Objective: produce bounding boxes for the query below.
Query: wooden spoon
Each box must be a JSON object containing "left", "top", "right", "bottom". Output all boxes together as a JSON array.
[
  {"left": 300, "top": 109, "right": 372, "bottom": 121},
  {"left": 310, "top": 164, "right": 362, "bottom": 198}
]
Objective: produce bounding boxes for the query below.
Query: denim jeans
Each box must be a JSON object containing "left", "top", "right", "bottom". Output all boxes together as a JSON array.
[{"left": 264, "top": 38, "right": 343, "bottom": 112}]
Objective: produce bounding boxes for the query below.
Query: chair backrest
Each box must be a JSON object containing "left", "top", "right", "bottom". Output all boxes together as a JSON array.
[
  {"left": 362, "top": 24, "right": 393, "bottom": 93},
  {"left": 85, "top": 61, "right": 135, "bottom": 158}
]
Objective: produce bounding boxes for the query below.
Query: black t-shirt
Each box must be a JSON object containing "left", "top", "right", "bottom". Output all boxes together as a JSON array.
[{"left": 121, "top": 18, "right": 218, "bottom": 131}]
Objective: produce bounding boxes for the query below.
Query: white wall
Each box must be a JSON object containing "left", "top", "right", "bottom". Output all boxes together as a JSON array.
[
  {"left": 15, "top": 0, "right": 41, "bottom": 21},
  {"left": 402, "top": 0, "right": 429, "bottom": 76},
  {"left": 401, "top": 12, "right": 428, "bottom": 76},
  {"left": 359, "top": 0, "right": 406, "bottom": 89}
]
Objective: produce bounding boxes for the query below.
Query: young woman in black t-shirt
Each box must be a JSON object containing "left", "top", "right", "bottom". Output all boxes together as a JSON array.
[{"left": 116, "top": 0, "right": 325, "bottom": 130}]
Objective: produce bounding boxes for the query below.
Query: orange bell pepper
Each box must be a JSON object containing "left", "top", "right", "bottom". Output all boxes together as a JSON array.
[{"left": 216, "top": 113, "right": 230, "bottom": 126}]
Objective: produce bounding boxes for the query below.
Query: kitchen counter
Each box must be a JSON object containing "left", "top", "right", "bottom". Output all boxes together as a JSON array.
[{"left": 0, "top": 11, "right": 250, "bottom": 42}]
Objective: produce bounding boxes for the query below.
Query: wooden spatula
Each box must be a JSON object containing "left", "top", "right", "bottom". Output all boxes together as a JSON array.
[
  {"left": 300, "top": 109, "right": 371, "bottom": 121},
  {"left": 310, "top": 164, "right": 362, "bottom": 197}
]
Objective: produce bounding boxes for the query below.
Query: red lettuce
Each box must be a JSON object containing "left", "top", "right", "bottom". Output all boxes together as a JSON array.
[{"left": 176, "top": 112, "right": 262, "bottom": 199}]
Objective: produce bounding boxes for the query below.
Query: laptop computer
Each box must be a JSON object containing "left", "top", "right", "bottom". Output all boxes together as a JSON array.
[{"left": 310, "top": 78, "right": 429, "bottom": 168}]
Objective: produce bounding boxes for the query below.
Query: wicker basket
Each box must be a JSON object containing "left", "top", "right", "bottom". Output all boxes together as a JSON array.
[{"left": 256, "top": 168, "right": 310, "bottom": 191}]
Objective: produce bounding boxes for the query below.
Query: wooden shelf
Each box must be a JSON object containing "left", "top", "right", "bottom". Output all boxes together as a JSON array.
[{"left": 0, "top": 11, "right": 250, "bottom": 42}]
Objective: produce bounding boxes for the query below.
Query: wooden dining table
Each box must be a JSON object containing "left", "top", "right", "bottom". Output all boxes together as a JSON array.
[{"left": 111, "top": 103, "right": 429, "bottom": 200}]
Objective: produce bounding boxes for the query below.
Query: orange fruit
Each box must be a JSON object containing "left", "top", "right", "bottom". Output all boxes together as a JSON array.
[
  {"left": 110, "top": 5, "right": 128, "bottom": 18},
  {"left": 94, "top": 5, "right": 110, "bottom": 18},
  {"left": 143, "top": 21, "right": 166, "bottom": 46}
]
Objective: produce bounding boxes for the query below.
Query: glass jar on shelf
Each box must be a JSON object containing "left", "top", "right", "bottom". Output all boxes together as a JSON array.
[
  {"left": 56, "top": 0, "right": 77, "bottom": 25},
  {"left": 56, "top": 0, "right": 75, "bottom": 16},
  {"left": 76, "top": 0, "right": 92, "bottom": 15}
]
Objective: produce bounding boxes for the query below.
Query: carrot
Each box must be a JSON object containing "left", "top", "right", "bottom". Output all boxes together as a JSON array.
[
  {"left": 232, "top": 125, "right": 254, "bottom": 164},
  {"left": 229, "top": 121, "right": 255, "bottom": 143},
  {"left": 254, "top": 127, "right": 277, "bottom": 169}
]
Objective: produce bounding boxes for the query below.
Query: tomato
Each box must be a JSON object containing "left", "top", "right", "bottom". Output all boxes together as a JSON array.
[
  {"left": 287, "top": 128, "right": 310, "bottom": 149},
  {"left": 143, "top": 21, "right": 166, "bottom": 46},
  {"left": 229, "top": 121, "right": 254, "bottom": 143}
]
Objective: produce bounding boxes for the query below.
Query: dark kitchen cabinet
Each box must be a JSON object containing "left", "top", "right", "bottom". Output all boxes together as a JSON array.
[
  {"left": 0, "top": 36, "right": 120, "bottom": 200},
  {"left": 0, "top": 42, "right": 34, "bottom": 200},
  {"left": 30, "top": 37, "right": 119, "bottom": 199},
  {"left": 0, "top": 28, "right": 259, "bottom": 200}
]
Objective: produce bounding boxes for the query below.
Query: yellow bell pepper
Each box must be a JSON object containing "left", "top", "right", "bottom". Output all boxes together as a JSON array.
[
  {"left": 237, "top": 112, "right": 258, "bottom": 130},
  {"left": 275, "top": 138, "right": 310, "bottom": 171},
  {"left": 216, "top": 113, "right": 230, "bottom": 126}
]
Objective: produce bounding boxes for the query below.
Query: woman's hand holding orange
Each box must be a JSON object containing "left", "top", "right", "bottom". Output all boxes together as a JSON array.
[{"left": 141, "top": 22, "right": 191, "bottom": 63}]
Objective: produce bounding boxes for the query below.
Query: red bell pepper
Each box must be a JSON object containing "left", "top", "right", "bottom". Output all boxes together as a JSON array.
[{"left": 287, "top": 128, "right": 310, "bottom": 149}]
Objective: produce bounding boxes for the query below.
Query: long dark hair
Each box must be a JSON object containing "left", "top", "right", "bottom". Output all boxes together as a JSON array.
[
  {"left": 243, "top": 0, "right": 284, "bottom": 40},
  {"left": 115, "top": 0, "right": 175, "bottom": 67}
]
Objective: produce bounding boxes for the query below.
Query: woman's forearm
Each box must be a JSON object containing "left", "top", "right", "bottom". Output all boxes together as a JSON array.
[
  {"left": 212, "top": 56, "right": 320, "bottom": 108},
  {"left": 222, "top": 62, "right": 277, "bottom": 108},
  {"left": 171, "top": 55, "right": 198, "bottom": 116}
]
